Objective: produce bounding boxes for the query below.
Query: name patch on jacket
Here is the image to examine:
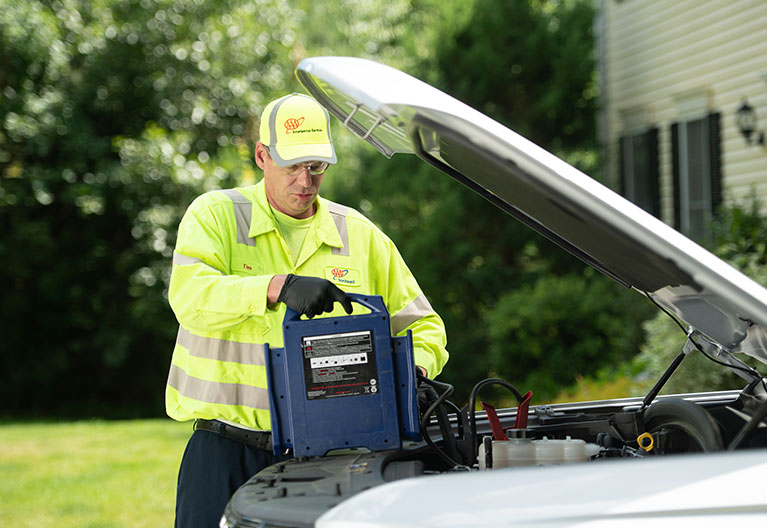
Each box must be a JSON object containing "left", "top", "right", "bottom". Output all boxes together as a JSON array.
[{"left": 325, "top": 267, "right": 361, "bottom": 287}]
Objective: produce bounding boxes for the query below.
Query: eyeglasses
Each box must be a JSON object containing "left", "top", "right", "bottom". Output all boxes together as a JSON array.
[
  {"left": 285, "top": 160, "right": 329, "bottom": 176},
  {"left": 265, "top": 147, "right": 328, "bottom": 176}
]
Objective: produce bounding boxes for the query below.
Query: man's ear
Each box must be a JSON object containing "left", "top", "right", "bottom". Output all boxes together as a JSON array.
[{"left": 254, "top": 141, "right": 268, "bottom": 170}]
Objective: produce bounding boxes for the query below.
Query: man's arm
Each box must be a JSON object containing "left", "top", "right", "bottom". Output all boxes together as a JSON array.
[
  {"left": 380, "top": 238, "right": 449, "bottom": 379},
  {"left": 397, "top": 309, "right": 448, "bottom": 379},
  {"left": 169, "top": 196, "right": 275, "bottom": 333}
]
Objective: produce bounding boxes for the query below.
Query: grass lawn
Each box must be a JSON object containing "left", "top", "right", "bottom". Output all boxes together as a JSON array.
[{"left": 0, "top": 419, "right": 192, "bottom": 528}]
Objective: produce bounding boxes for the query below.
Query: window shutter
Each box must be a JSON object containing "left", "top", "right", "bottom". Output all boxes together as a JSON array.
[
  {"left": 708, "top": 112, "right": 722, "bottom": 213},
  {"left": 671, "top": 122, "right": 680, "bottom": 229},
  {"left": 647, "top": 127, "right": 660, "bottom": 218}
]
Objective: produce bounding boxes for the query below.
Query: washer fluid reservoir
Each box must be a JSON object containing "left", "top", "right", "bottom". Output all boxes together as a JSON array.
[{"left": 479, "top": 435, "right": 600, "bottom": 469}]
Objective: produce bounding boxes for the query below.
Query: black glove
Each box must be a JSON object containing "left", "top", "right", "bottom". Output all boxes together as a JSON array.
[{"left": 277, "top": 274, "right": 353, "bottom": 318}]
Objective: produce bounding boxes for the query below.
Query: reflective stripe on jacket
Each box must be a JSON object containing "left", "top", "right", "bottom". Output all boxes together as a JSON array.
[{"left": 166, "top": 180, "right": 448, "bottom": 429}]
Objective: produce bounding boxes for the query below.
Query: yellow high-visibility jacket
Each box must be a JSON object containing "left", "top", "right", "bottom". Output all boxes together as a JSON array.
[{"left": 166, "top": 180, "right": 448, "bottom": 430}]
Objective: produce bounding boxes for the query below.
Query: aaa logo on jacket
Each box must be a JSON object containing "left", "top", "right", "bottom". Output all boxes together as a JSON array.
[
  {"left": 325, "top": 266, "right": 360, "bottom": 287},
  {"left": 284, "top": 117, "right": 305, "bottom": 133}
]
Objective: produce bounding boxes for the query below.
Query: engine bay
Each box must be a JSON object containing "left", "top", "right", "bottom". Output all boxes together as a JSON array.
[{"left": 222, "top": 368, "right": 767, "bottom": 528}]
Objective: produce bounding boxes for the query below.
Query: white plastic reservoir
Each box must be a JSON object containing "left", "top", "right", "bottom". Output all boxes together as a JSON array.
[{"left": 478, "top": 436, "right": 601, "bottom": 469}]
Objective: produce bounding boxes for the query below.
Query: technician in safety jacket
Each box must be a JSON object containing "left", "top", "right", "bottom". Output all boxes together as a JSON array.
[{"left": 167, "top": 93, "right": 448, "bottom": 528}]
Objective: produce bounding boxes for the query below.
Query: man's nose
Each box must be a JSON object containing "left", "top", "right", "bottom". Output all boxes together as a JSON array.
[{"left": 296, "top": 167, "right": 312, "bottom": 186}]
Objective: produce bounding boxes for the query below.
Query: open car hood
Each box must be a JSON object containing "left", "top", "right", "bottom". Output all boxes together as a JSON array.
[{"left": 296, "top": 56, "right": 767, "bottom": 365}]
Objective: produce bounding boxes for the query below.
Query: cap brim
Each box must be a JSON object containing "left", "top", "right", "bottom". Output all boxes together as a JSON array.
[{"left": 271, "top": 142, "right": 337, "bottom": 167}]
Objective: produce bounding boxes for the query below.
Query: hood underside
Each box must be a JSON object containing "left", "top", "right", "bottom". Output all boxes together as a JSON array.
[{"left": 296, "top": 56, "right": 767, "bottom": 365}]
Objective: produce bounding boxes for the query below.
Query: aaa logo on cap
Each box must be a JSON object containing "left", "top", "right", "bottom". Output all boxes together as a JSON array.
[
  {"left": 284, "top": 117, "right": 305, "bottom": 133},
  {"left": 325, "top": 267, "right": 360, "bottom": 287}
]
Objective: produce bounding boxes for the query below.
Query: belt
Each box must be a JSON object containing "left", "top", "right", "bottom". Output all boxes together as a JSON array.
[{"left": 194, "top": 419, "right": 273, "bottom": 451}]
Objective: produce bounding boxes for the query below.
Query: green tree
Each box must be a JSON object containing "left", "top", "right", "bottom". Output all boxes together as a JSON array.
[
  {"left": 331, "top": 0, "right": 647, "bottom": 402},
  {"left": 0, "top": 0, "right": 301, "bottom": 416},
  {"left": 0, "top": 0, "right": 479, "bottom": 416},
  {"left": 438, "top": 0, "right": 598, "bottom": 153}
]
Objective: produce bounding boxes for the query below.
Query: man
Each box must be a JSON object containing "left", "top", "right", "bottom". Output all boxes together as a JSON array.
[{"left": 166, "top": 93, "right": 448, "bottom": 527}]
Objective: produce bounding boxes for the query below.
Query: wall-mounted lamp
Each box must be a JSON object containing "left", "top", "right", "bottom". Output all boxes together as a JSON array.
[{"left": 735, "top": 99, "right": 765, "bottom": 146}]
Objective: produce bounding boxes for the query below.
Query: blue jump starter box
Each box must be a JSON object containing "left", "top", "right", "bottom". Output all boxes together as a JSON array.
[{"left": 265, "top": 294, "right": 421, "bottom": 457}]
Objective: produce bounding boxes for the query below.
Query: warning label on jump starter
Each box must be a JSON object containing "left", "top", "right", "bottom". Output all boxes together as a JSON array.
[{"left": 302, "top": 330, "right": 378, "bottom": 400}]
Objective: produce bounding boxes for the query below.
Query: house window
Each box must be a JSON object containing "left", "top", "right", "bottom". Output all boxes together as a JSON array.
[
  {"left": 619, "top": 128, "right": 659, "bottom": 217},
  {"left": 671, "top": 113, "right": 722, "bottom": 241}
]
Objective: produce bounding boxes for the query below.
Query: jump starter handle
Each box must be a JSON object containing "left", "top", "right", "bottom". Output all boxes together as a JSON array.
[{"left": 282, "top": 292, "right": 388, "bottom": 322}]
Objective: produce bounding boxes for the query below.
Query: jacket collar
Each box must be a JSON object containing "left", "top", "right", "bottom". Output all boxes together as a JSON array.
[{"left": 248, "top": 180, "right": 344, "bottom": 250}]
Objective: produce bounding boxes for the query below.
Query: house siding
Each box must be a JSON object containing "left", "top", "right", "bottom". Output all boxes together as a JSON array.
[{"left": 600, "top": 0, "right": 767, "bottom": 224}]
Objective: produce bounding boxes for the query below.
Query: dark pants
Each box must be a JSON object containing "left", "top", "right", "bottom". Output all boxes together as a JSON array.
[{"left": 175, "top": 429, "right": 285, "bottom": 528}]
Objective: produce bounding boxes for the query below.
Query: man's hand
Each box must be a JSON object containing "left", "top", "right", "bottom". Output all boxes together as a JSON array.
[
  {"left": 417, "top": 371, "right": 439, "bottom": 417},
  {"left": 277, "top": 274, "right": 353, "bottom": 318}
]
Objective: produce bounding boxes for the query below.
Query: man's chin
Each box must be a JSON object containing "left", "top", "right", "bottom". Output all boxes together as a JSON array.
[{"left": 289, "top": 197, "right": 316, "bottom": 217}]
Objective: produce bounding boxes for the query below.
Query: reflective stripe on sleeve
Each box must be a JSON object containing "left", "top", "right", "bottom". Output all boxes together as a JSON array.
[
  {"left": 220, "top": 189, "right": 257, "bottom": 247},
  {"left": 173, "top": 252, "right": 202, "bottom": 266},
  {"left": 167, "top": 364, "right": 270, "bottom": 410},
  {"left": 327, "top": 202, "right": 350, "bottom": 256},
  {"left": 391, "top": 294, "right": 435, "bottom": 335},
  {"left": 172, "top": 252, "right": 224, "bottom": 274},
  {"left": 176, "top": 327, "right": 266, "bottom": 366}
]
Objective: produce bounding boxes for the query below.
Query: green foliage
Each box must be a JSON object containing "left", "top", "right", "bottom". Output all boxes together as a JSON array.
[
  {"left": 485, "top": 271, "right": 654, "bottom": 400},
  {"left": 710, "top": 189, "right": 767, "bottom": 265},
  {"left": 0, "top": 0, "right": 301, "bottom": 416},
  {"left": 634, "top": 313, "right": 731, "bottom": 395},
  {"left": 0, "top": 0, "right": 482, "bottom": 416},
  {"left": 294, "top": 0, "right": 477, "bottom": 82},
  {"left": 634, "top": 309, "right": 757, "bottom": 396},
  {"left": 436, "top": 0, "right": 598, "bottom": 153},
  {"left": 331, "top": 0, "right": 640, "bottom": 403},
  {"left": 550, "top": 368, "right": 643, "bottom": 404}
]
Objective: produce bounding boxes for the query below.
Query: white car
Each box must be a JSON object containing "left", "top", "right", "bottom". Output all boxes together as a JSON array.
[{"left": 221, "top": 57, "right": 767, "bottom": 528}]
